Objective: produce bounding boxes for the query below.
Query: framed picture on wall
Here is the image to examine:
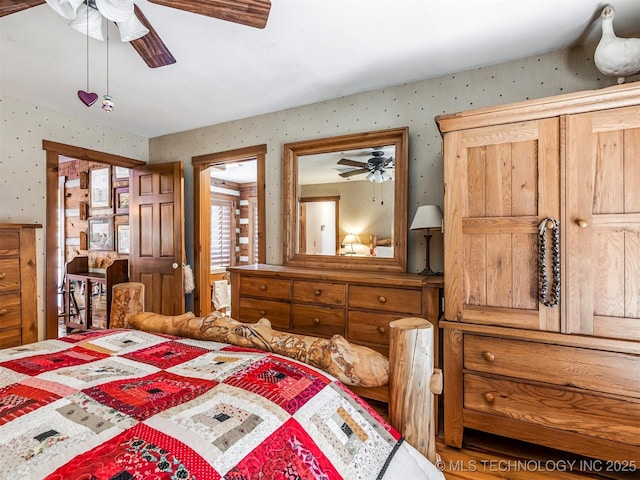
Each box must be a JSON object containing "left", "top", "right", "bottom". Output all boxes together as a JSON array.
[
  {"left": 90, "top": 166, "right": 111, "bottom": 208},
  {"left": 114, "top": 166, "right": 130, "bottom": 179},
  {"left": 116, "top": 224, "right": 130, "bottom": 254},
  {"left": 114, "top": 187, "right": 129, "bottom": 214},
  {"left": 88, "top": 217, "right": 114, "bottom": 251}
]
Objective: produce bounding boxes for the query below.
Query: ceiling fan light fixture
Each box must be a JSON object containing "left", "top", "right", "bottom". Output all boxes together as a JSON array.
[
  {"left": 69, "top": 3, "right": 104, "bottom": 41},
  {"left": 95, "top": 0, "right": 134, "bottom": 22},
  {"left": 45, "top": 0, "right": 84, "bottom": 20},
  {"left": 366, "top": 171, "right": 376, "bottom": 182},
  {"left": 116, "top": 14, "right": 150, "bottom": 41},
  {"left": 381, "top": 170, "right": 392, "bottom": 182}
]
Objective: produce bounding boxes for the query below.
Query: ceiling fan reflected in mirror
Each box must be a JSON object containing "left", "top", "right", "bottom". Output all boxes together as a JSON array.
[
  {"left": 0, "top": 0, "right": 272, "bottom": 68},
  {"left": 337, "top": 149, "right": 394, "bottom": 183}
]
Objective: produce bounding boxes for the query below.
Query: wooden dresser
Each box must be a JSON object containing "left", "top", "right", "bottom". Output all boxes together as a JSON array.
[
  {"left": 228, "top": 264, "right": 443, "bottom": 401},
  {"left": 0, "top": 223, "right": 41, "bottom": 348},
  {"left": 437, "top": 83, "right": 640, "bottom": 462}
]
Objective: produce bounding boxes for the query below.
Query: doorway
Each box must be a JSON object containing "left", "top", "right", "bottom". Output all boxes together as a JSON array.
[
  {"left": 192, "top": 145, "right": 266, "bottom": 317},
  {"left": 43, "top": 141, "right": 146, "bottom": 339}
]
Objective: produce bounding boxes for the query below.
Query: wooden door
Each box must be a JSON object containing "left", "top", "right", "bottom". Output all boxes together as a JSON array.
[
  {"left": 444, "top": 118, "right": 561, "bottom": 331},
  {"left": 129, "top": 162, "right": 185, "bottom": 315},
  {"left": 566, "top": 106, "right": 640, "bottom": 340}
]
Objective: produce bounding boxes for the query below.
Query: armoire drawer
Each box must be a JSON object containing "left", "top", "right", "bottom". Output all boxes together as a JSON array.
[
  {"left": 293, "top": 281, "right": 345, "bottom": 306},
  {"left": 0, "top": 293, "right": 21, "bottom": 328},
  {"left": 239, "top": 276, "right": 291, "bottom": 301},
  {"left": 0, "top": 259, "right": 21, "bottom": 293},
  {"left": 464, "top": 334, "right": 640, "bottom": 399},
  {"left": 464, "top": 373, "right": 640, "bottom": 447},
  {"left": 348, "top": 285, "right": 421, "bottom": 314},
  {"left": 292, "top": 304, "right": 344, "bottom": 337},
  {"left": 238, "top": 298, "right": 291, "bottom": 330}
]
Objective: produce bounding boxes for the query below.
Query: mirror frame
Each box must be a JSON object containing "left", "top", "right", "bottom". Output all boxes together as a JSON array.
[{"left": 283, "top": 127, "right": 408, "bottom": 272}]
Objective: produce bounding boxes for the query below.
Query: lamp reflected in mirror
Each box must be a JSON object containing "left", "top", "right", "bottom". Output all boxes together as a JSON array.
[
  {"left": 410, "top": 205, "right": 443, "bottom": 275},
  {"left": 342, "top": 233, "right": 361, "bottom": 255}
]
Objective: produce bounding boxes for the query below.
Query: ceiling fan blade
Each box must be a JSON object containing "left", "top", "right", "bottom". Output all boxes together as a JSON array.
[
  {"left": 0, "top": 0, "right": 44, "bottom": 17},
  {"left": 147, "top": 0, "right": 271, "bottom": 29},
  {"left": 129, "top": 5, "right": 176, "bottom": 68},
  {"left": 338, "top": 158, "right": 368, "bottom": 168},
  {"left": 339, "top": 169, "right": 368, "bottom": 178}
]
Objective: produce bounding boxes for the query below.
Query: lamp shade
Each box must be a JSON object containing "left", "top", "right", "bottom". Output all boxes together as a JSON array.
[
  {"left": 410, "top": 205, "right": 443, "bottom": 230},
  {"left": 342, "top": 233, "right": 361, "bottom": 245},
  {"left": 116, "top": 13, "right": 149, "bottom": 41},
  {"left": 45, "top": 0, "right": 84, "bottom": 20},
  {"left": 95, "top": 0, "right": 134, "bottom": 22},
  {"left": 69, "top": 3, "right": 104, "bottom": 41}
]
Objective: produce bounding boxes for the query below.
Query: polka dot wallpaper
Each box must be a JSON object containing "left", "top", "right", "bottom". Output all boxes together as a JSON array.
[
  {"left": 0, "top": 97, "right": 148, "bottom": 338},
  {"left": 149, "top": 44, "right": 628, "bottom": 278}
]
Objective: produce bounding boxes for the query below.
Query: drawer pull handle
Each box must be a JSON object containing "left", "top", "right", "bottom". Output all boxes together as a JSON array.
[
  {"left": 314, "top": 289, "right": 322, "bottom": 296},
  {"left": 313, "top": 318, "right": 320, "bottom": 324},
  {"left": 259, "top": 285, "right": 267, "bottom": 291},
  {"left": 484, "top": 393, "right": 495, "bottom": 404},
  {"left": 378, "top": 296, "right": 387, "bottom": 304},
  {"left": 483, "top": 351, "right": 495, "bottom": 362},
  {"left": 576, "top": 219, "right": 588, "bottom": 228},
  {"left": 259, "top": 310, "right": 267, "bottom": 316},
  {"left": 0, "top": 308, "right": 7, "bottom": 316},
  {"left": 0, "top": 272, "right": 5, "bottom": 280},
  {"left": 377, "top": 326, "right": 385, "bottom": 334}
]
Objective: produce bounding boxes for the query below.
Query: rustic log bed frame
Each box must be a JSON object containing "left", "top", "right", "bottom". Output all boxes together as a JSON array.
[{"left": 111, "top": 282, "right": 442, "bottom": 463}]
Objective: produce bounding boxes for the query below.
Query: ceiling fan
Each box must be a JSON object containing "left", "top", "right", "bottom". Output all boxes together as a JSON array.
[
  {"left": 338, "top": 149, "right": 394, "bottom": 183},
  {"left": 0, "top": 0, "right": 271, "bottom": 68}
]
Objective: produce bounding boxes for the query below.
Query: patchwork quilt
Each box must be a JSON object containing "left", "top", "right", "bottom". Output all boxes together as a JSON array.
[{"left": 0, "top": 329, "right": 412, "bottom": 480}]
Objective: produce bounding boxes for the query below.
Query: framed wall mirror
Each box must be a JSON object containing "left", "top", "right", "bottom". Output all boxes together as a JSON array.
[{"left": 283, "top": 127, "right": 408, "bottom": 272}]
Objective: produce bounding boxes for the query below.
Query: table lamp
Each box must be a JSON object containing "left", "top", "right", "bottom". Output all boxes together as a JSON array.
[
  {"left": 342, "top": 233, "right": 361, "bottom": 255},
  {"left": 410, "top": 205, "right": 443, "bottom": 275}
]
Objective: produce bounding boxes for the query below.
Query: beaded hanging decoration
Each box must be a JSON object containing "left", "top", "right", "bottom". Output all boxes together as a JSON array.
[{"left": 538, "top": 218, "right": 560, "bottom": 307}]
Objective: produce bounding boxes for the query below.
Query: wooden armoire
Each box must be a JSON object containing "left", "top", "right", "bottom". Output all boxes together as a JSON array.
[{"left": 436, "top": 83, "right": 640, "bottom": 462}]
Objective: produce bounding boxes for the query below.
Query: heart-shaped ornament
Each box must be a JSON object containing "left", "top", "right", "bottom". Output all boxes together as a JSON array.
[{"left": 77, "top": 90, "right": 98, "bottom": 107}]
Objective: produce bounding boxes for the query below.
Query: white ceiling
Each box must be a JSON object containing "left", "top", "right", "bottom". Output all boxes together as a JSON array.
[{"left": 2, "top": 1, "right": 640, "bottom": 138}]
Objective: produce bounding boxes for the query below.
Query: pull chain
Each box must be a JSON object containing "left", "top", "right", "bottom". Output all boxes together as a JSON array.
[{"left": 538, "top": 218, "right": 560, "bottom": 307}]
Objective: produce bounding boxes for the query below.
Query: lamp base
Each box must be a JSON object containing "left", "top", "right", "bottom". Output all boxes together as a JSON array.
[{"left": 418, "top": 267, "right": 442, "bottom": 276}]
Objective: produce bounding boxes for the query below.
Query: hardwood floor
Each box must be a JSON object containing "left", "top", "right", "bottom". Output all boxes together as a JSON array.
[{"left": 436, "top": 430, "right": 638, "bottom": 480}]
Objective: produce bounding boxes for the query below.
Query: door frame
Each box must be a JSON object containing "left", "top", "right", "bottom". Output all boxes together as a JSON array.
[
  {"left": 43, "top": 140, "right": 145, "bottom": 338},
  {"left": 192, "top": 144, "right": 266, "bottom": 316}
]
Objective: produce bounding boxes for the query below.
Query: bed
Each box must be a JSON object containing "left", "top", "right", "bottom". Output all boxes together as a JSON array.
[{"left": 0, "top": 326, "right": 444, "bottom": 479}]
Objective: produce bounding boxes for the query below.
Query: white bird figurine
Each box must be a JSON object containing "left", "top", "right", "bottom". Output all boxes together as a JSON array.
[{"left": 595, "top": 5, "right": 640, "bottom": 84}]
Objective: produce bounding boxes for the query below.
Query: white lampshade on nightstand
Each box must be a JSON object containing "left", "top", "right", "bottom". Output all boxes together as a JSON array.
[
  {"left": 410, "top": 205, "right": 443, "bottom": 275},
  {"left": 342, "top": 233, "right": 361, "bottom": 255}
]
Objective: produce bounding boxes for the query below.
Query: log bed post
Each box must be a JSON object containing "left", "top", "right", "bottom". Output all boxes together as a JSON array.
[
  {"left": 110, "top": 282, "right": 145, "bottom": 328},
  {"left": 389, "top": 317, "right": 441, "bottom": 464}
]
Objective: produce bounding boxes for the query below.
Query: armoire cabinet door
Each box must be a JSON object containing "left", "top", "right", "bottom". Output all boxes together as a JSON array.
[
  {"left": 444, "top": 118, "right": 561, "bottom": 331},
  {"left": 566, "top": 105, "right": 640, "bottom": 340}
]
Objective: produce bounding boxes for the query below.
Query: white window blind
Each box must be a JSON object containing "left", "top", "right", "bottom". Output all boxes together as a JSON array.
[
  {"left": 251, "top": 198, "right": 259, "bottom": 264},
  {"left": 211, "top": 199, "right": 233, "bottom": 267}
]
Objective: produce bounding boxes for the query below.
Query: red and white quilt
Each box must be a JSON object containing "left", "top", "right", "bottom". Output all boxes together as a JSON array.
[{"left": 0, "top": 329, "right": 439, "bottom": 479}]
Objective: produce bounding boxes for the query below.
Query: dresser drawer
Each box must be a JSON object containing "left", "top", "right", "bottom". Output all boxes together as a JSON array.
[
  {"left": 0, "top": 231, "right": 20, "bottom": 256},
  {"left": 347, "top": 310, "right": 405, "bottom": 353},
  {"left": 348, "top": 285, "right": 421, "bottom": 314},
  {"left": 292, "top": 304, "right": 344, "bottom": 337},
  {"left": 464, "top": 334, "right": 640, "bottom": 399},
  {"left": 293, "top": 281, "right": 345, "bottom": 306},
  {"left": 239, "top": 276, "right": 291, "bottom": 301},
  {"left": 0, "top": 259, "right": 21, "bottom": 293},
  {"left": 464, "top": 373, "right": 640, "bottom": 447},
  {"left": 238, "top": 298, "right": 291, "bottom": 330},
  {"left": 0, "top": 293, "right": 21, "bottom": 328}
]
